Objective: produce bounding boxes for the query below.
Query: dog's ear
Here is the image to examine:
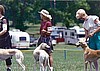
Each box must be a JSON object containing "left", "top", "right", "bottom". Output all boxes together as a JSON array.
[
  {"left": 40, "top": 43, "right": 45, "bottom": 49},
  {"left": 38, "top": 43, "right": 43, "bottom": 47},
  {"left": 75, "top": 41, "right": 80, "bottom": 47},
  {"left": 39, "top": 43, "right": 48, "bottom": 49},
  {"left": 80, "top": 41, "right": 88, "bottom": 48},
  {"left": 43, "top": 43, "right": 50, "bottom": 48},
  {"left": 36, "top": 52, "right": 40, "bottom": 55},
  {"left": 45, "top": 45, "right": 50, "bottom": 48}
]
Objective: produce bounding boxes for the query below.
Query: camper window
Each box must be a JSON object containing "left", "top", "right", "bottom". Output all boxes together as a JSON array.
[
  {"left": 77, "top": 34, "right": 85, "bottom": 38},
  {"left": 19, "top": 37, "right": 26, "bottom": 41},
  {"left": 65, "top": 32, "right": 67, "bottom": 35},
  {"left": 70, "top": 32, "right": 74, "bottom": 36}
]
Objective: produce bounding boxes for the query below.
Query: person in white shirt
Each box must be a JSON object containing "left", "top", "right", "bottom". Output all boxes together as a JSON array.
[{"left": 76, "top": 9, "right": 100, "bottom": 71}]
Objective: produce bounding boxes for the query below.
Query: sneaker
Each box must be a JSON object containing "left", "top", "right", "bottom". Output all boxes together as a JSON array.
[
  {"left": 7, "top": 68, "right": 11, "bottom": 71},
  {"left": 51, "top": 50, "right": 53, "bottom": 53}
]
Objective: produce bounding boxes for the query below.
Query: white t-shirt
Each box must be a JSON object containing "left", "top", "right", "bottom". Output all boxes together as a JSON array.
[{"left": 83, "top": 15, "right": 100, "bottom": 33}]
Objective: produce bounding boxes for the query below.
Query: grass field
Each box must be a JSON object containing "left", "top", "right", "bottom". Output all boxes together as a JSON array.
[{"left": 0, "top": 44, "right": 99, "bottom": 71}]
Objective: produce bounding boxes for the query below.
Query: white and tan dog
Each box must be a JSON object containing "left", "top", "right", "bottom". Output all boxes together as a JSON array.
[
  {"left": 0, "top": 49, "right": 25, "bottom": 71},
  {"left": 33, "top": 43, "right": 51, "bottom": 71},
  {"left": 76, "top": 39, "right": 100, "bottom": 71}
]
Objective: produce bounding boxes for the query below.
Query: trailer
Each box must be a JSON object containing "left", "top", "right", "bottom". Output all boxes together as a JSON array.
[
  {"left": 64, "top": 26, "right": 85, "bottom": 45},
  {"left": 51, "top": 26, "right": 67, "bottom": 43},
  {"left": 9, "top": 29, "right": 30, "bottom": 48}
]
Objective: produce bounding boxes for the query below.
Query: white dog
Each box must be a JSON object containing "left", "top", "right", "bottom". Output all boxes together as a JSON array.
[
  {"left": 33, "top": 43, "right": 51, "bottom": 71},
  {"left": 0, "top": 49, "right": 25, "bottom": 71}
]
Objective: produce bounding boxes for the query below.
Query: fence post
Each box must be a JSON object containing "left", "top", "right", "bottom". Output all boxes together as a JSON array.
[{"left": 64, "top": 50, "right": 67, "bottom": 59}]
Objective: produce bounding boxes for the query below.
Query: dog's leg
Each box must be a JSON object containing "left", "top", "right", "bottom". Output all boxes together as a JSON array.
[
  {"left": 33, "top": 60, "right": 37, "bottom": 71},
  {"left": 44, "top": 58, "right": 50, "bottom": 71},
  {"left": 39, "top": 57, "right": 44, "bottom": 71},
  {"left": 44, "top": 60, "right": 47, "bottom": 71},
  {"left": 39, "top": 63, "right": 44, "bottom": 71},
  {"left": 16, "top": 59, "right": 25, "bottom": 71},
  {"left": 85, "top": 61, "right": 88, "bottom": 71},
  {"left": 15, "top": 51, "right": 25, "bottom": 71},
  {"left": 47, "top": 58, "right": 51, "bottom": 71},
  {"left": 93, "top": 61, "right": 98, "bottom": 71},
  {"left": 44, "top": 66, "right": 48, "bottom": 71},
  {"left": 89, "top": 61, "right": 92, "bottom": 71}
]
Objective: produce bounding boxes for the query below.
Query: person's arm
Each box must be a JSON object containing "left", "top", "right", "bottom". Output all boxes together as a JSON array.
[
  {"left": 88, "top": 18, "right": 100, "bottom": 37},
  {"left": 42, "top": 28, "right": 52, "bottom": 35},
  {"left": 84, "top": 28, "right": 89, "bottom": 41},
  {"left": 0, "top": 19, "right": 7, "bottom": 36},
  {"left": 41, "top": 22, "right": 52, "bottom": 35}
]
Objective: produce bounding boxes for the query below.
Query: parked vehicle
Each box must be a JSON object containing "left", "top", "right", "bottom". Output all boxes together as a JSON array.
[
  {"left": 51, "top": 26, "right": 67, "bottom": 43},
  {"left": 9, "top": 29, "right": 30, "bottom": 48},
  {"left": 30, "top": 36, "right": 38, "bottom": 47},
  {"left": 64, "top": 26, "right": 85, "bottom": 45}
]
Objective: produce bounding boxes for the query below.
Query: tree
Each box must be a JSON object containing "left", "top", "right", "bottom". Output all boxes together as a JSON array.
[
  {"left": 0, "top": 0, "right": 43, "bottom": 31},
  {"left": 48, "top": 1, "right": 90, "bottom": 28},
  {"left": 87, "top": 1, "right": 100, "bottom": 16},
  {"left": 62, "top": 0, "right": 90, "bottom": 27},
  {"left": 0, "top": 0, "right": 91, "bottom": 30}
]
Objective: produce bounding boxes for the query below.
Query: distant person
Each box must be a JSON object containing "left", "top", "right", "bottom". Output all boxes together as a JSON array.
[
  {"left": 0, "top": 5, "right": 12, "bottom": 71},
  {"left": 37, "top": 9, "right": 53, "bottom": 71},
  {"left": 76, "top": 9, "right": 100, "bottom": 71}
]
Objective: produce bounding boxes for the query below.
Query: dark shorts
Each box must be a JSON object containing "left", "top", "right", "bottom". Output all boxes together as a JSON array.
[
  {"left": 0, "top": 35, "right": 12, "bottom": 65},
  {"left": 0, "top": 35, "right": 12, "bottom": 49},
  {"left": 37, "top": 36, "right": 53, "bottom": 54}
]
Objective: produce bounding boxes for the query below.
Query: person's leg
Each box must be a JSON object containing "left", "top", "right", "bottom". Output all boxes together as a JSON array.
[
  {"left": 50, "top": 37, "right": 54, "bottom": 51},
  {"left": 5, "top": 36, "right": 12, "bottom": 71},
  {"left": 47, "top": 37, "right": 54, "bottom": 52},
  {"left": 37, "top": 37, "right": 42, "bottom": 46},
  {"left": 45, "top": 37, "right": 53, "bottom": 71},
  {"left": 49, "top": 53, "right": 53, "bottom": 71},
  {"left": 51, "top": 44, "right": 54, "bottom": 52},
  {"left": 45, "top": 48, "right": 53, "bottom": 71},
  {"left": 6, "top": 57, "right": 12, "bottom": 71}
]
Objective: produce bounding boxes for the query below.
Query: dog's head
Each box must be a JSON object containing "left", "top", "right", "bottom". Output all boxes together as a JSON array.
[
  {"left": 39, "top": 43, "right": 50, "bottom": 49},
  {"left": 75, "top": 39, "right": 87, "bottom": 48}
]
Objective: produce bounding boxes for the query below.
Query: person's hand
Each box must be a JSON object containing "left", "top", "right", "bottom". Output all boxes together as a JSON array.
[{"left": 88, "top": 32, "right": 94, "bottom": 37}]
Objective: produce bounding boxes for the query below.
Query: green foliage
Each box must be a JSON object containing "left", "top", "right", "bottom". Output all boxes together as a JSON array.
[
  {"left": 63, "top": 1, "right": 90, "bottom": 27},
  {"left": 49, "top": 1, "right": 90, "bottom": 27},
  {"left": 0, "top": 0, "right": 42, "bottom": 31},
  {"left": 0, "top": 0, "right": 99, "bottom": 31},
  {"left": 87, "top": 1, "right": 100, "bottom": 16}
]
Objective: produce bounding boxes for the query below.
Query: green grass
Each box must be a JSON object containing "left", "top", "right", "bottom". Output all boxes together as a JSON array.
[
  {"left": 25, "top": 24, "right": 40, "bottom": 38},
  {"left": 8, "top": 23, "right": 98, "bottom": 71},
  {"left": 0, "top": 44, "right": 99, "bottom": 71}
]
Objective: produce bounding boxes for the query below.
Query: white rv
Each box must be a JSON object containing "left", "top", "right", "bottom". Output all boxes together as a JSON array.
[
  {"left": 9, "top": 29, "right": 30, "bottom": 48},
  {"left": 51, "top": 26, "right": 67, "bottom": 43},
  {"left": 64, "top": 26, "right": 85, "bottom": 44}
]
